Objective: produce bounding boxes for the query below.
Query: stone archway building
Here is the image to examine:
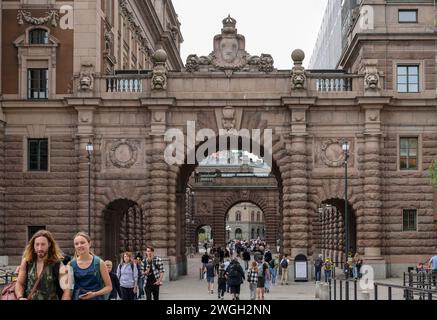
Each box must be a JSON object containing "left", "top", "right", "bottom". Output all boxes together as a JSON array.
[{"left": 1, "top": 1, "right": 436, "bottom": 280}]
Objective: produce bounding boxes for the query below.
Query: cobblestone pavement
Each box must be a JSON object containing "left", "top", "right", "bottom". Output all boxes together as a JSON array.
[{"left": 158, "top": 254, "right": 407, "bottom": 301}]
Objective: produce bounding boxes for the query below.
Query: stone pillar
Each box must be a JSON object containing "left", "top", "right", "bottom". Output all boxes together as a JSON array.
[
  {"left": 283, "top": 98, "right": 315, "bottom": 262},
  {"left": 0, "top": 109, "right": 5, "bottom": 261},
  {"left": 359, "top": 100, "right": 388, "bottom": 278},
  {"left": 149, "top": 134, "right": 169, "bottom": 253},
  {"left": 74, "top": 105, "right": 97, "bottom": 239}
]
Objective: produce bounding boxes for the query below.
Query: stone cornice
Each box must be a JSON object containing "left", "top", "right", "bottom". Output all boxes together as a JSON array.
[
  {"left": 282, "top": 97, "right": 317, "bottom": 106},
  {"left": 65, "top": 98, "right": 102, "bottom": 107},
  {"left": 140, "top": 97, "right": 176, "bottom": 107},
  {"left": 356, "top": 96, "right": 392, "bottom": 106},
  {"left": 339, "top": 32, "right": 437, "bottom": 68}
]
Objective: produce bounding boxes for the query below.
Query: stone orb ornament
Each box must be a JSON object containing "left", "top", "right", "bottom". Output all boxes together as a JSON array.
[
  {"left": 153, "top": 49, "right": 168, "bottom": 64},
  {"left": 291, "top": 49, "right": 305, "bottom": 65}
]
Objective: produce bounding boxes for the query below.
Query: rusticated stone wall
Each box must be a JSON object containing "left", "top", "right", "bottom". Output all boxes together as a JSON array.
[
  {"left": 4, "top": 135, "right": 77, "bottom": 263},
  {"left": 382, "top": 133, "right": 436, "bottom": 256},
  {"left": 0, "top": 121, "right": 5, "bottom": 254}
]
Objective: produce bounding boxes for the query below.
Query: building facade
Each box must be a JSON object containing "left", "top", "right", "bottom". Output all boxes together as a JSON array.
[
  {"left": 226, "top": 202, "right": 265, "bottom": 242},
  {"left": 309, "top": 0, "right": 342, "bottom": 69},
  {"left": 0, "top": 0, "right": 436, "bottom": 280}
]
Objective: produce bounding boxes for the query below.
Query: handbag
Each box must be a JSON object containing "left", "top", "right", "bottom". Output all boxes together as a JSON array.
[
  {"left": 0, "top": 264, "right": 47, "bottom": 300},
  {"left": 1, "top": 282, "right": 18, "bottom": 300}
]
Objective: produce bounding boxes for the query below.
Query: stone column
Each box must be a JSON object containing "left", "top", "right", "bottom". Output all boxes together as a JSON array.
[
  {"left": 285, "top": 101, "right": 314, "bottom": 259},
  {"left": 74, "top": 105, "right": 97, "bottom": 238},
  {"left": 0, "top": 108, "right": 6, "bottom": 264},
  {"left": 149, "top": 133, "right": 169, "bottom": 253},
  {"left": 359, "top": 99, "right": 388, "bottom": 278}
]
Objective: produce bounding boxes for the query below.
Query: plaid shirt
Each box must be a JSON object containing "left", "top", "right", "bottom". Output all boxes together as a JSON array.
[
  {"left": 247, "top": 269, "right": 258, "bottom": 284},
  {"left": 143, "top": 256, "right": 165, "bottom": 281}
]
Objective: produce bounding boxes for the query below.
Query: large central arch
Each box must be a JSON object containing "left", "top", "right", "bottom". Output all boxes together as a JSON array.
[{"left": 170, "top": 131, "right": 291, "bottom": 276}]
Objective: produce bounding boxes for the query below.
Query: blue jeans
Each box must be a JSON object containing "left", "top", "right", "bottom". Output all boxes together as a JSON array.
[
  {"left": 324, "top": 270, "right": 332, "bottom": 283},
  {"left": 270, "top": 267, "right": 277, "bottom": 284},
  {"left": 315, "top": 267, "right": 322, "bottom": 281}
]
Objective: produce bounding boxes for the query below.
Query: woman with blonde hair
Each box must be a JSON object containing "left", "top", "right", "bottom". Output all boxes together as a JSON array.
[{"left": 70, "top": 232, "right": 112, "bottom": 300}]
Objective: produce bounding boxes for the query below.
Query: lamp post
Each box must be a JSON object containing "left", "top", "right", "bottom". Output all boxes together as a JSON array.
[
  {"left": 342, "top": 141, "right": 350, "bottom": 271},
  {"left": 86, "top": 140, "right": 93, "bottom": 236}
]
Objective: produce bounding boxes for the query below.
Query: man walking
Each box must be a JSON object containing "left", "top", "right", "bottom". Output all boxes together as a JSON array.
[
  {"left": 143, "top": 246, "right": 165, "bottom": 300},
  {"left": 15, "top": 230, "right": 70, "bottom": 300},
  {"left": 429, "top": 251, "right": 437, "bottom": 287},
  {"left": 314, "top": 254, "right": 323, "bottom": 282}
]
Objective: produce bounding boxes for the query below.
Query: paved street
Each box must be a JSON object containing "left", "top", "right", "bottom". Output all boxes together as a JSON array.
[{"left": 158, "top": 254, "right": 407, "bottom": 300}]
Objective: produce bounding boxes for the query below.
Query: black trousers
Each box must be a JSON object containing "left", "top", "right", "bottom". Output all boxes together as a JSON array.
[
  {"left": 120, "top": 287, "right": 135, "bottom": 300},
  {"left": 145, "top": 284, "right": 160, "bottom": 300}
]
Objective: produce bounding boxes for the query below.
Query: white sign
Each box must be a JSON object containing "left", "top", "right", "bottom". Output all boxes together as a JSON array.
[{"left": 295, "top": 261, "right": 307, "bottom": 279}]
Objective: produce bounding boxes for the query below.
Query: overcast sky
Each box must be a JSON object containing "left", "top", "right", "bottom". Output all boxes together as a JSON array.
[{"left": 172, "top": 0, "right": 328, "bottom": 70}]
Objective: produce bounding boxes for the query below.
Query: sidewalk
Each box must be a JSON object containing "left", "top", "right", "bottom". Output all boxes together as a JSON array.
[{"left": 158, "top": 255, "right": 406, "bottom": 300}]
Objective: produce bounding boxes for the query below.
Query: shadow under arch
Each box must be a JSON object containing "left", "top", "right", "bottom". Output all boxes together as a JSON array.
[
  {"left": 313, "top": 198, "right": 357, "bottom": 266},
  {"left": 103, "top": 198, "right": 146, "bottom": 266}
]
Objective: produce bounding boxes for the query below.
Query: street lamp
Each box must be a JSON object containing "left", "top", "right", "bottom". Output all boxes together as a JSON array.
[
  {"left": 342, "top": 141, "right": 350, "bottom": 272},
  {"left": 86, "top": 140, "right": 93, "bottom": 236}
]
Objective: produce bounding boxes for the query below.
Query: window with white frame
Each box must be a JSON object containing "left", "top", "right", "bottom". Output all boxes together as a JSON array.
[{"left": 397, "top": 65, "right": 419, "bottom": 93}]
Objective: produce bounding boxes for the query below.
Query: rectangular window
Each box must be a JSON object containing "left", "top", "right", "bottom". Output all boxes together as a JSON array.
[
  {"left": 399, "top": 10, "right": 418, "bottom": 23},
  {"left": 399, "top": 137, "right": 418, "bottom": 170},
  {"left": 28, "top": 138, "right": 48, "bottom": 171},
  {"left": 27, "top": 68, "right": 48, "bottom": 99},
  {"left": 27, "top": 226, "right": 46, "bottom": 242},
  {"left": 403, "top": 209, "right": 417, "bottom": 231},
  {"left": 397, "top": 65, "right": 419, "bottom": 93}
]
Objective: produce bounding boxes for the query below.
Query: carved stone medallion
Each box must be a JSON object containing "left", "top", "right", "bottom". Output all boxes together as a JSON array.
[
  {"left": 320, "top": 139, "right": 347, "bottom": 167},
  {"left": 109, "top": 140, "right": 138, "bottom": 168}
]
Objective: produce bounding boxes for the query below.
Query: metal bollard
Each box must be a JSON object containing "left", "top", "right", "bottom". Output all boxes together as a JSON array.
[
  {"left": 361, "top": 290, "right": 370, "bottom": 300},
  {"left": 315, "top": 281, "right": 321, "bottom": 298},
  {"left": 320, "top": 283, "right": 330, "bottom": 300}
]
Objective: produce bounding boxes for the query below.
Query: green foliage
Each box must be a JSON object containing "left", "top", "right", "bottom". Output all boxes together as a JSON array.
[{"left": 429, "top": 157, "right": 437, "bottom": 189}]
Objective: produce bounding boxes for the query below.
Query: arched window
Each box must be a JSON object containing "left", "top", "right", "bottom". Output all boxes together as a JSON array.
[
  {"left": 251, "top": 211, "right": 255, "bottom": 221},
  {"left": 236, "top": 211, "right": 241, "bottom": 222},
  {"left": 29, "top": 29, "right": 49, "bottom": 44},
  {"left": 235, "top": 228, "right": 242, "bottom": 240},
  {"left": 257, "top": 212, "right": 260, "bottom": 222}
]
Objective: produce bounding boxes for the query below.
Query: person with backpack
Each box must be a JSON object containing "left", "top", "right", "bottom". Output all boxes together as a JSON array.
[
  {"left": 204, "top": 259, "right": 216, "bottom": 294},
  {"left": 14, "top": 230, "right": 71, "bottom": 300},
  {"left": 247, "top": 261, "right": 258, "bottom": 300},
  {"left": 280, "top": 255, "right": 289, "bottom": 285},
  {"left": 256, "top": 258, "right": 269, "bottom": 300},
  {"left": 225, "top": 258, "right": 245, "bottom": 300},
  {"left": 143, "top": 246, "right": 165, "bottom": 300},
  {"left": 314, "top": 254, "right": 323, "bottom": 282},
  {"left": 324, "top": 257, "right": 333, "bottom": 283},
  {"left": 116, "top": 251, "right": 138, "bottom": 300},
  {"left": 242, "top": 249, "right": 251, "bottom": 270},
  {"left": 105, "top": 260, "right": 121, "bottom": 300},
  {"left": 70, "top": 232, "right": 112, "bottom": 300},
  {"left": 217, "top": 263, "right": 227, "bottom": 300},
  {"left": 134, "top": 253, "right": 144, "bottom": 299},
  {"left": 268, "top": 256, "right": 278, "bottom": 285}
]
